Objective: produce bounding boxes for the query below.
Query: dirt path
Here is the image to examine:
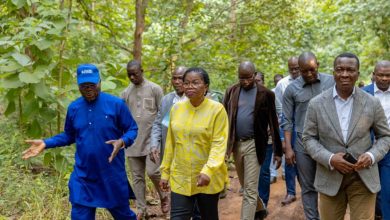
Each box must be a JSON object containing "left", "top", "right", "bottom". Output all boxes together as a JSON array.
[
  {"left": 146, "top": 170, "right": 305, "bottom": 220},
  {"left": 146, "top": 170, "right": 350, "bottom": 219},
  {"left": 218, "top": 171, "right": 305, "bottom": 220}
]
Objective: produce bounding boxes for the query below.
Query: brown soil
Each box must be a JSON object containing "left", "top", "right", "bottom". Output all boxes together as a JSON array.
[
  {"left": 144, "top": 170, "right": 350, "bottom": 220},
  {"left": 145, "top": 170, "right": 305, "bottom": 220}
]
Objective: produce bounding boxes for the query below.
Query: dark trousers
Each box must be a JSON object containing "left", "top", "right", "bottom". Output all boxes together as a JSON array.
[
  {"left": 377, "top": 152, "right": 390, "bottom": 219},
  {"left": 295, "top": 150, "right": 319, "bottom": 220},
  {"left": 171, "top": 191, "right": 220, "bottom": 220},
  {"left": 258, "top": 144, "right": 273, "bottom": 206},
  {"left": 284, "top": 157, "right": 297, "bottom": 196},
  {"left": 71, "top": 203, "right": 136, "bottom": 220}
]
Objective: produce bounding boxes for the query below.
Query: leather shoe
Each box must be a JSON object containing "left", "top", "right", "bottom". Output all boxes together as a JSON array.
[
  {"left": 254, "top": 209, "right": 268, "bottom": 220},
  {"left": 281, "top": 194, "right": 296, "bottom": 206},
  {"left": 270, "top": 176, "right": 277, "bottom": 184},
  {"left": 161, "top": 196, "right": 170, "bottom": 214}
]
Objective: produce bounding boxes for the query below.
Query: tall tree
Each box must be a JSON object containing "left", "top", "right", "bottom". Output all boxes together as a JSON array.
[{"left": 133, "top": 0, "right": 148, "bottom": 62}]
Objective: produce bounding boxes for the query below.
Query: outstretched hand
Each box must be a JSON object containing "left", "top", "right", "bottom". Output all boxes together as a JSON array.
[
  {"left": 22, "top": 140, "right": 46, "bottom": 160},
  {"left": 105, "top": 139, "right": 125, "bottom": 163}
]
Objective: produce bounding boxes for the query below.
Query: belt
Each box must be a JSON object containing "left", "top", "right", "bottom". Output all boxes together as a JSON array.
[{"left": 237, "top": 137, "right": 254, "bottom": 142}]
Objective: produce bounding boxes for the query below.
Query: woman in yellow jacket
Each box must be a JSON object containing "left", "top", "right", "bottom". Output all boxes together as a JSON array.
[{"left": 159, "top": 67, "right": 229, "bottom": 220}]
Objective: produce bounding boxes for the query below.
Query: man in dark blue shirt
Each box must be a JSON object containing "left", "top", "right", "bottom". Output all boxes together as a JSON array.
[{"left": 22, "top": 64, "right": 138, "bottom": 220}]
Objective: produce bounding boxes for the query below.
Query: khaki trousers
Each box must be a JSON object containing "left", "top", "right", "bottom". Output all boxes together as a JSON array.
[
  {"left": 319, "top": 172, "right": 376, "bottom": 220},
  {"left": 233, "top": 139, "right": 261, "bottom": 220},
  {"left": 128, "top": 155, "right": 166, "bottom": 214}
]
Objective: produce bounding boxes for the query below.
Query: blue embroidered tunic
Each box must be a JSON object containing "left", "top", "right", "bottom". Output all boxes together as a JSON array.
[{"left": 44, "top": 92, "right": 138, "bottom": 208}]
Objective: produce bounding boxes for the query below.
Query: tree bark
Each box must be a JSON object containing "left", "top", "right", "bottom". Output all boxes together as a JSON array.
[
  {"left": 57, "top": 0, "right": 73, "bottom": 133},
  {"left": 133, "top": 0, "right": 148, "bottom": 62}
]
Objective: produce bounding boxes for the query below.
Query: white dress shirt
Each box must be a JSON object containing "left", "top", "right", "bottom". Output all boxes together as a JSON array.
[
  {"left": 329, "top": 86, "right": 374, "bottom": 168},
  {"left": 374, "top": 83, "right": 390, "bottom": 126},
  {"left": 333, "top": 86, "right": 355, "bottom": 143},
  {"left": 274, "top": 75, "right": 294, "bottom": 104}
]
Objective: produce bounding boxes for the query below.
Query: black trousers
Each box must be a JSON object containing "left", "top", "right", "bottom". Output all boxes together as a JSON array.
[{"left": 171, "top": 191, "right": 220, "bottom": 220}]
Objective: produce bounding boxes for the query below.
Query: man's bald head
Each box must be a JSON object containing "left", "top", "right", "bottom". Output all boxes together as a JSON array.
[
  {"left": 174, "top": 66, "right": 187, "bottom": 76},
  {"left": 288, "top": 56, "right": 300, "bottom": 79},
  {"left": 298, "top": 52, "right": 318, "bottom": 66},
  {"left": 239, "top": 61, "right": 256, "bottom": 75},
  {"left": 375, "top": 60, "right": 390, "bottom": 72},
  {"left": 298, "top": 52, "right": 319, "bottom": 84},
  {"left": 127, "top": 60, "right": 144, "bottom": 85},
  {"left": 238, "top": 61, "right": 256, "bottom": 90},
  {"left": 172, "top": 66, "right": 187, "bottom": 95},
  {"left": 373, "top": 60, "right": 390, "bottom": 91}
]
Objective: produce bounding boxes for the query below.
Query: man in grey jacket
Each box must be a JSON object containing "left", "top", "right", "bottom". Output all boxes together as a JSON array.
[
  {"left": 150, "top": 66, "right": 187, "bottom": 163},
  {"left": 303, "top": 53, "right": 390, "bottom": 219}
]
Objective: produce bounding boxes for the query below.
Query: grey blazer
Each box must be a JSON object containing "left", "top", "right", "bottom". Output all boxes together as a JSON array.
[
  {"left": 302, "top": 87, "right": 390, "bottom": 196},
  {"left": 150, "top": 92, "right": 176, "bottom": 161}
]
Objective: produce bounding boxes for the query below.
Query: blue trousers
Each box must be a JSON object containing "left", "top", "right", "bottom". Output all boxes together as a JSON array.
[
  {"left": 284, "top": 157, "right": 297, "bottom": 196},
  {"left": 377, "top": 153, "right": 390, "bottom": 219},
  {"left": 258, "top": 144, "right": 273, "bottom": 206},
  {"left": 71, "top": 203, "right": 136, "bottom": 220}
]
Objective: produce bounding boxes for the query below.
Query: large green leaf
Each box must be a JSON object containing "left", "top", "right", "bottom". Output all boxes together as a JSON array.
[
  {"left": 11, "top": 0, "right": 26, "bottom": 9},
  {"left": 33, "top": 39, "right": 53, "bottom": 51},
  {"left": 23, "top": 97, "right": 40, "bottom": 119},
  {"left": 1, "top": 74, "right": 24, "bottom": 88},
  {"left": 39, "top": 106, "right": 57, "bottom": 121},
  {"left": 19, "top": 72, "right": 41, "bottom": 84},
  {"left": 0, "top": 60, "right": 22, "bottom": 73},
  {"left": 33, "top": 65, "right": 50, "bottom": 79},
  {"left": 11, "top": 53, "right": 32, "bottom": 67},
  {"left": 33, "top": 82, "right": 51, "bottom": 99},
  {"left": 102, "top": 80, "right": 117, "bottom": 90},
  {"left": 26, "top": 119, "right": 42, "bottom": 138},
  {"left": 4, "top": 101, "right": 16, "bottom": 116}
]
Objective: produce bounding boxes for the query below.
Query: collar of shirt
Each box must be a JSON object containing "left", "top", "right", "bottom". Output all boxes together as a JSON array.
[
  {"left": 173, "top": 92, "right": 187, "bottom": 104},
  {"left": 332, "top": 85, "right": 356, "bottom": 101},
  {"left": 302, "top": 74, "right": 321, "bottom": 87},
  {"left": 374, "top": 83, "right": 390, "bottom": 94},
  {"left": 134, "top": 79, "right": 147, "bottom": 88}
]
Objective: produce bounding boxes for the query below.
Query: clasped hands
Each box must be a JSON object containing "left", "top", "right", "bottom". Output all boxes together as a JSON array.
[{"left": 330, "top": 152, "right": 372, "bottom": 174}]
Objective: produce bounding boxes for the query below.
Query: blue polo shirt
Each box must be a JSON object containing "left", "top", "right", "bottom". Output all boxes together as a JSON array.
[{"left": 44, "top": 92, "right": 138, "bottom": 208}]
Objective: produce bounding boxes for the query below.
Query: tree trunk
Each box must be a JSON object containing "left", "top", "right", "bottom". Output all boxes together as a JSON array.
[
  {"left": 57, "top": 0, "right": 73, "bottom": 133},
  {"left": 133, "top": 0, "right": 148, "bottom": 62}
]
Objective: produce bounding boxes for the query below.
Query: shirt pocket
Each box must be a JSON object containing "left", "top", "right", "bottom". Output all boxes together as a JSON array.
[
  {"left": 143, "top": 98, "right": 156, "bottom": 113},
  {"left": 295, "top": 95, "right": 310, "bottom": 113}
]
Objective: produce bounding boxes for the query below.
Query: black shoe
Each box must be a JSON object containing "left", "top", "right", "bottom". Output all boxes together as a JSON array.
[
  {"left": 270, "top": 176, "right": 277, "bottom": 184},
  {"left": 254, "top": 209, "right": 268, "bottom": 220}
]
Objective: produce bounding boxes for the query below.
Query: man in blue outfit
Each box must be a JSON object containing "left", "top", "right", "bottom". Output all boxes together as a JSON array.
[{"left": 22, "top": 64, "right": 138, "bottom": 220}]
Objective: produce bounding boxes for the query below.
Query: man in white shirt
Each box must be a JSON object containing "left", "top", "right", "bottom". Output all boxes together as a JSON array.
[
  {"left": 273, "top": 57, "right": 300, "bottom": 206},
  {"left": 362, "top": 60, "right": 390, "bottom": 220}
]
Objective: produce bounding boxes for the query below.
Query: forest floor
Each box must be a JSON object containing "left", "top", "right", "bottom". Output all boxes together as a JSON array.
[
  {"left": 142, "top": 169, "right": 306, "bottom": 220},
  {"left": 142, "top": 169, "right": 352, "bottom": 220}
]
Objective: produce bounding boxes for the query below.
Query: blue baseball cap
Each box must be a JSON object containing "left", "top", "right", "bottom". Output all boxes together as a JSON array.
[{"left": 77, "top": 64, "right": 100, "bottom": 85}]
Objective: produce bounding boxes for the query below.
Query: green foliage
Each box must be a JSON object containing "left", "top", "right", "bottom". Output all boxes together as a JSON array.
[{"left": 1, "top": 0, "right": 390, "bottom": 218}]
